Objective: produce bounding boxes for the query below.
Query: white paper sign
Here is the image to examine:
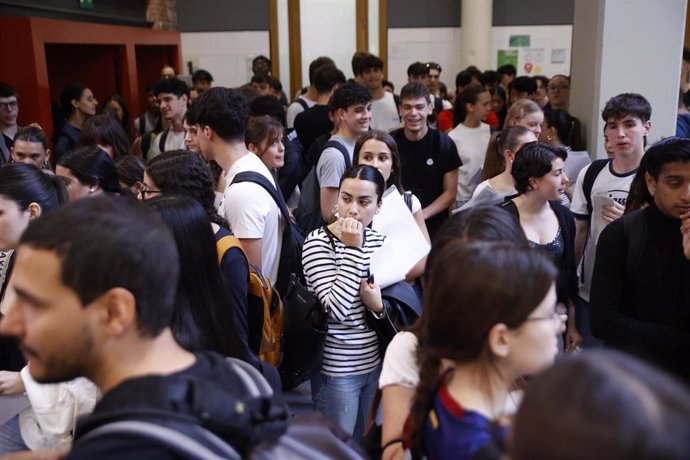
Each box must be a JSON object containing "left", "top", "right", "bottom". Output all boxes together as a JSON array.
[{"left": 370, "top": 189, "right": 431, "bottom": 288}]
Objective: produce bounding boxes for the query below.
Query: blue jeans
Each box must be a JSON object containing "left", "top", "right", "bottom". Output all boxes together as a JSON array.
[
  {"left": 576, "top": 296, "right": 604, "bottom": 349},
  {"left": 0, "top": 415, "right": 28, "bottom": 456},
  {"left": 315, "top": 365, "right": 381, "bottom": 442}
]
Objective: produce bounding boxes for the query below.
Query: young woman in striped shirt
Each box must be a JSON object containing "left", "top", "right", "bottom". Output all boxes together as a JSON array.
[{"left": 302, "top": 164, "right": 386, "bottom": 440}]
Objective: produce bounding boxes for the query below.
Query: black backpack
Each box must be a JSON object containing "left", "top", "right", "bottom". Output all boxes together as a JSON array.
[
  {"left": 73, "top": 356, "right": 289, "bottom": 459},
  {"left": 582, "top": 159, "right": 611, "bottom": 216},
  {"left": 294, "top": 140, "right": 351, "bottom": 234},
  {"left": 230, "top": 171, "right": 305, "bottom": 298},
  {"left": 73, "top": 355, "right": 368, "bottom": 459}
]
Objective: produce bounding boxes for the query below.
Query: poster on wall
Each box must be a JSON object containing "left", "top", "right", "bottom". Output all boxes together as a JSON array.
[
  {"left": 522, "top": 48, "right": 545, "bottom": 74},
  {"left": 509, "top": 35, "right": 531, "bottom": 47},
  {"left": 492, "top": 25, "right": 573, "bottom": 77},
  {"left": 551, "top": 49, "right": 567, "bottom": 64},
  {"left": 497, "top": 49, "right": 519, "bottom": 68}
]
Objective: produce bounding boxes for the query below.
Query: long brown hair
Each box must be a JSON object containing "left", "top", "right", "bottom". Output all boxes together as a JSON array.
[
  {"left": 481, "top": 125, "right": 533, "bottom": 181},
  {"left": 409, "top": 241, "right": 556, "bottom": 458}
]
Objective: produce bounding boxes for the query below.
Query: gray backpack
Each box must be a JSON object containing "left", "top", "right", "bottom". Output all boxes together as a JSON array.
[{"left": 294, "top": 140, "right": 351, "bottom": 234}]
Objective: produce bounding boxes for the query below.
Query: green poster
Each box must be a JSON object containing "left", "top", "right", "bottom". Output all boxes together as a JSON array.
[{"left": 497, "top": 50, "right": 518, "bottom": 68}]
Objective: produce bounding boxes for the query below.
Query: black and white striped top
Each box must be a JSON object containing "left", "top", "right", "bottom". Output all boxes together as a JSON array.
[{"left": 302, "top": 226, "right": 385, "bottom": 376}]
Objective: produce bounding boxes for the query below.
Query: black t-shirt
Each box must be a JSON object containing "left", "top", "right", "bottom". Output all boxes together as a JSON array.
[
  {"left": 392, "top": 128, "right": 461, "bottom": 239},
  {"left": 294, "top": 105, "right": 333, "bottom": 154}
]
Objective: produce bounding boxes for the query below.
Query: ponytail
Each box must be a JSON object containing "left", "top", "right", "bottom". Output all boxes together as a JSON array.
[
  {"left": 409, "top": 345, "right": 442, "bottom": 459},
  {"left": 48, "top": 174, "right": 70, "bottom": 207},
  {"left": 481, "top": 133, "right": 502, "bottom": 181}
]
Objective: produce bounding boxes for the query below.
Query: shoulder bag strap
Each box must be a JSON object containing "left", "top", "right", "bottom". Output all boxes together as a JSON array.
[{"left": 231, "top": 171, "right": 293, "bottom": 238}]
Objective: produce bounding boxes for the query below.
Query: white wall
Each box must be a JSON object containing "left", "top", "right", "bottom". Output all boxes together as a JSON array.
[
  {"left": 387, "top": 25, "right": 572, "bottom": 95},
  {"left": 571, "top": 0, "right": 686, "bottom": 156},
  {"left": 181, "top": 31, "right": 270, "bottom": 88},
  {"left": 300, "top": 0, "right": 357, "bottom": 87},
  {"left": 180, "top": 24, "right": 573, "bottom": 97}
]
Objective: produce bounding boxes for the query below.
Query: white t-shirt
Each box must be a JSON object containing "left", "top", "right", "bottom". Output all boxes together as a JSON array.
[
  {"left": 377, "top": 330, "right": 524, "bottom": 414},
  {"left": 219, "top": 153, "right": 284, "bottom": 284},
  {"left": 448, "top": 122, "right": 491, "bottom": 204},
  {"left": 286, "top": 96, "right": 317, "bottom": 129},
  {"left": 379, "top": 331, "right": 419, "bottom": 389},
  {"left": 570, "top": 161, "right": 637, "bottom": 301},
  {"left": 370, "top": 91, "right": 401, "bottom": 132},
  {"left": 151, "top": 128, "right": 186, "bottom": 157}
]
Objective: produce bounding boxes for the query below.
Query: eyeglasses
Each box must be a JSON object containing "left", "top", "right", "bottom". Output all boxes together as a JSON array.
[
  {"left": 138, "top": 184, "right": 161, "bottom": 200},
  {"left": 0, "top": 101, "right": 18, "bottom": 111},
  {"left": 547, "top": 85, "right": 570, "bottom": 93},
  {"left": 524, "top": 304, "right": 568, "bottom": 324}
]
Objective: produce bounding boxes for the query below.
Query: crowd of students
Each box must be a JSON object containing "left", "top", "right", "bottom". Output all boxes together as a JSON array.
[{"left": 0, "top": 50, "right": 688, "bottom": 460}]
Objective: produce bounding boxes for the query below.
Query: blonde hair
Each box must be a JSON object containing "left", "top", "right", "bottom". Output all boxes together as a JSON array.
[{"left": 504, "top": 99, "right": 542, "bottom": 130}]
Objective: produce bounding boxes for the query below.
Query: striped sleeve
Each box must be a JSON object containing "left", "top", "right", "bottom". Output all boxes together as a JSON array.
[
  {"left": 302, "top": 230, "right": 369, "bottom": 322},
  {"left": 302, "top": 227, "right": 385, "bottom": 376}
]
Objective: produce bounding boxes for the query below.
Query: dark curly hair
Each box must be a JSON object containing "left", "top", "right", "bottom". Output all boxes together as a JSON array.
[
  {"left": 145, "top": 149, "right": 228, "bottom": 228},
  {"left": 331, "top": 81, "right": 372, "bottom": 111},
  {"left": 186, "top": 87, "right": 249, "bottom": 142},
  {"left": 511, "top": 142, "right": 567, "bottom": 195}
]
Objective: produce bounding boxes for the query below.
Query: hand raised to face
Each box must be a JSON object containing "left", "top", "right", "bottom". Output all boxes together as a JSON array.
[{"left": 339, "top": 217, "right": 363, "bottom": 248}]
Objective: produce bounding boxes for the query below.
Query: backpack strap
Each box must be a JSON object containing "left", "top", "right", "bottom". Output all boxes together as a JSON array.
[
  {"left": 231, "top": 172, "right": 293, "bottom": 238},
  {"left": 141, "top": 132, "right": 152, "bottom": 158},
  {"left": 433, "top": 95, "right": 443, "bottom": 114},
  {"left": 322, "top": 140, "right": 351, "bottom": 169},
  {"left": 583, "top": 159, "right": 610, "bottom": 216},
  {"left": 403, "top": 191, "right": 413, "bottom": 212},
  {"left": 78, "top": 420, "right": 240, "bottom": 460},
  {"left": 138, "top": 116, "right": 146, "bottom": 136},
  {"left": 324, "top": 226, "right": 338, "bottom": 252},
  {"left": 216, "top": 235, "right": 248, "bottom": 265},
  {"left": 622, "top": 209, "right": 648, "bottom": 280},
  {"left": 295, "top": 98, "right": 309, "bottom": 111},
  {"left": 433, "top": 128, "right": 454, "bottom": 160},
  {"left": 0, "top": 250, "right": 15, "bottom": 299},
  {"left": 226, "top": 357, "right": 276, "bottom": 397},
  {"left": 0, "top": 134, "right": 10, "bottom": 166},
  {"left": 158, "top": 128, "right": 170, "bottom": 153}
]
